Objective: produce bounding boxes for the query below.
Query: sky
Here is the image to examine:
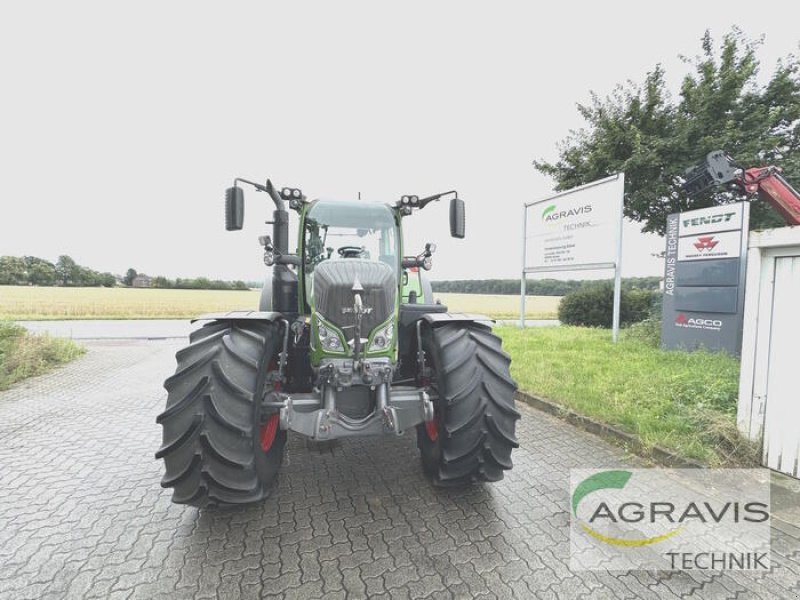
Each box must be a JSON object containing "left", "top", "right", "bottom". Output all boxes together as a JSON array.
[{"left": 1, "top": 2, "right": 798, "bottom": 283}]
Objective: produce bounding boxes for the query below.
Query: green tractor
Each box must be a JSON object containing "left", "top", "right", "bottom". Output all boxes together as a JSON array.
[{"left": 156, "top": 178, "right": 519, "bottom": 507}]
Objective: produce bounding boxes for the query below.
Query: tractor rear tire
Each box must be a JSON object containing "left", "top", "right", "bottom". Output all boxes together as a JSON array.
[
  {"left": 156, "top": 320, "right": 286, "bottom": 507},
  {"left": 416, "top": 322, "right": 520, "bottom": 486}
]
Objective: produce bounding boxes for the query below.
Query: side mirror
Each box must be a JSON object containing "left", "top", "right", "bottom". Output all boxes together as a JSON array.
[
  {"left": 225, "top": 187, "right": 244, "bottom": 231},
  {"left": 449, "top": 197, "right": 465, "bottom": 238}
]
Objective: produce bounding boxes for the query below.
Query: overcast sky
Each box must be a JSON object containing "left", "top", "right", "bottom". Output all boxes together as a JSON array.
[{"left": 1, "top": 2, "right": 797, "bottom": 282}]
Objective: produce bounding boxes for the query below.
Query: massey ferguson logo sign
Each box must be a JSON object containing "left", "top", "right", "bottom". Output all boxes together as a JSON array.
[
  {"left": 693, "top": 236, "right": 719, "bottom": 251},
  {"left": 678, "top": 230, "right": 741, "bottom": 261},
  {"left": 675, "top": 313, "right": 723, "bottom": 331}
]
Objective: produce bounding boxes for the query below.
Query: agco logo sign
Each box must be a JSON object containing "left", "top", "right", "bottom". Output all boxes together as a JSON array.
[
  {"left": 693, "top": 236, "right": 719, "bottom": 251},
  {"left": 675, "top": 313, "right": 722, "bottom": 331}
]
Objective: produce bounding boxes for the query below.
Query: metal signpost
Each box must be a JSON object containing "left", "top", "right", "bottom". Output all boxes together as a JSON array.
[
  {"left": 660, "top": 202, "right": 749, "bottom": 353},
  {"left": 521, "top": 173, "right": 625, "bottom": 341}
]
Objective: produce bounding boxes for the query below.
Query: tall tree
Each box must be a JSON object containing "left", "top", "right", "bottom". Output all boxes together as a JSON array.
[
  {"left": 534, "top": 29, "right": 800, "bottom": 235},
  {"left": 55, "top": 255, "right": 78, "bottom": 286},
  {"left": 123, "top": 268, "right": 138, "bottom": 287}
]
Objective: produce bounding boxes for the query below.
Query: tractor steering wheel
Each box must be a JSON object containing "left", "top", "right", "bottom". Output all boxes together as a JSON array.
[{"left": 337, "top": 246, "right": 364, "bottom": 258}]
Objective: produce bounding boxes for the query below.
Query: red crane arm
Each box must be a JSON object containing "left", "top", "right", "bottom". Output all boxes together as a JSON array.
[{"left": 739, "top": 167, "right": 800, "bottom": 226}]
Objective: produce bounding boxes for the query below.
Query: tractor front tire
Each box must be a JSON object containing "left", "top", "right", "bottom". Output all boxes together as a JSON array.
[
  {"left": 156, "top": 320, "right": 285, "bottom": 507},
  {"left": 417, "top": 322, "right": 520, "bottom": 486}
]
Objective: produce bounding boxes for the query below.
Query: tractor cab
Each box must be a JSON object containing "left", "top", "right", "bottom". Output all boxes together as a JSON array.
[
  {"left": 300, "top": 199, "right": 400, "bottom": 306},
  {"left": 299, "top": 199, "right": 401, "bottom": 364}
]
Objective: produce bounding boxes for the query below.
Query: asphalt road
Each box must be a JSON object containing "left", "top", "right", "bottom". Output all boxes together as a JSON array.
[{"left": 0, "top": 340, "right": 798, "bottom": 599}]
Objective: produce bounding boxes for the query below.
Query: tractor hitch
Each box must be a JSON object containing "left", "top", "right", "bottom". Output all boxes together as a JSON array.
[{"left": 266, "top": 383, "right": 435, "bottom": 440}]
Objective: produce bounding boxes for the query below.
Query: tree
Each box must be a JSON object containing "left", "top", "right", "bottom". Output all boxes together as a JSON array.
[
  {"left": 55, "top": 255, "right": 79, "bottom": 286},
  {"left": 0, "top": 256, "right": 27, "bottom": 285},
  {"left": 124, "top": 268, "right": 138, "bottom": 287},
  {"left": 27, "top": 262, "right": 56, "bottom": 286},
  {"left": 533, "top": 29, "right": 800, "bottom": 235},
  {"left": 23, "top": 256, "right": 57, "bottom": 286},
  {"left": 152, "top": 276, "right": 172, "bottom": 288},
  {"left": 99, "top": 272, "right": 116, "bottom": 288}
]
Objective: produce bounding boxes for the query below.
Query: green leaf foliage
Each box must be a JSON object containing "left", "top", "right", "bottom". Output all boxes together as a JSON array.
[
  {"left": 557, "top": 282, "right": 655, "bottom": 328},
  {"left": 534, "top": 29, "right": 800, "bottom": 234}
]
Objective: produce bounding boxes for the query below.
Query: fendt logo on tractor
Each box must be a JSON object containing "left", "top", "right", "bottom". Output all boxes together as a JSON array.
[{"left": 156, "top": 178, "right": 520, "bottom": 508}]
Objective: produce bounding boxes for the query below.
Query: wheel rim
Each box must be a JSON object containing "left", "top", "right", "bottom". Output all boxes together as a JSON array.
[{"left": 260, "top": 413, "right": 280, "bottom": 452}]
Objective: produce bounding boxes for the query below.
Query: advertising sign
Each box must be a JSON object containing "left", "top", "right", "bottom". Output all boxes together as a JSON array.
[
  {"left": 525, "top": 175, "right": 624, "bottom": 270},
  {"left": 522, "top": 173, "right": 625, "bottom": 340},
  {"left": 661, "top": 202, "right": 749, "bottom": 353},
  {"left": 678, "top": 205, "right": 744, "bottom": 235},
  {"left": 677, "top": 230, "right": 742, "bottom": 261}
]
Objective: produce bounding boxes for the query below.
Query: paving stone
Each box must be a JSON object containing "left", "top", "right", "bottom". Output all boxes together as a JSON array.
[{"left": 0, "top": 339, "right": 797, "bottom": 599}]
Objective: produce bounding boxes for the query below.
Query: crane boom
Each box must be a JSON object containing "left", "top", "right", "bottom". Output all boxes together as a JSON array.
[{"left": 683, "top": 151, "right": 800, "bottom": 226}]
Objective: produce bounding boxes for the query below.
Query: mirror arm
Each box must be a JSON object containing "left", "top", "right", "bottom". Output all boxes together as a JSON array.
[
  {"left": 233, "top": 177, "right": 286, "bottom": 211},
  {"left": 418, "top": 190, "right": 457, "bottom": 208}
]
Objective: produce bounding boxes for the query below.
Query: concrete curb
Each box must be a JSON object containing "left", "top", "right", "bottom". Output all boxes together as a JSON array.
[{"left": 515, "top": 390, "right": 706, "bottom": 469}]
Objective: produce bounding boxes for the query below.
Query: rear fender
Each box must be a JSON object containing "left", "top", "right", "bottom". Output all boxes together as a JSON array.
[{"left": 421, "top": 312, "right": 494, "bottom": 327}]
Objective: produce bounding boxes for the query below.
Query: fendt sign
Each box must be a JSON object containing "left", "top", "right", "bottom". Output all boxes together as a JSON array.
[{"left": 661, "top": 203, "right": 749, "bottom": 353}]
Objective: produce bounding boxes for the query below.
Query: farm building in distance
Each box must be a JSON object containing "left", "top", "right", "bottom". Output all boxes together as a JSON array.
[{"left": 132, "top": 274, "right": 152, "bottom": 288}]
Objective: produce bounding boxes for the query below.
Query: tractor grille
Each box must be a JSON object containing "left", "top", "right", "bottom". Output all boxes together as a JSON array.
[{"left": 313, "top": 260, "right": 395, "bottom": 342}]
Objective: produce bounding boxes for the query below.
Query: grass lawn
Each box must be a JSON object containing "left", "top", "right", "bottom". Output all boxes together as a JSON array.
[
  {"left": 0, "top": 321, "right": 85, "bottom": 390},
  {"left": 0, "top": 286, "right": 560, "bottom": 321},
  {"left": 497, "top": 325, "right": 756, "bottom": 466}
]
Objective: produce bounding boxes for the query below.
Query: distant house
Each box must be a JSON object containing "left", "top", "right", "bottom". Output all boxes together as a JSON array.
[{"left": 132, "top": 274, "right": 152, "bottom": 288}]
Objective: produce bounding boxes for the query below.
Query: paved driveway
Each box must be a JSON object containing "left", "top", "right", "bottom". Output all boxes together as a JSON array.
[{"left": 0, "top": 340, "right": 798, "bottom": 599}]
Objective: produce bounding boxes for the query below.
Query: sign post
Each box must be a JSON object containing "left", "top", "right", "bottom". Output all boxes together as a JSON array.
[
  {"left": 660, "top": 202, "right": 749, "bottom": 353},
  {"left": 521, "top": 173, "right": 625, "bottom": 340}
]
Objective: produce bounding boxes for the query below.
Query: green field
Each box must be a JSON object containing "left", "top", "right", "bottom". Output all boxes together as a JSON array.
[
  {"left": 435, "top": 293, "right": 559, "bottom": 319},
  {"left": 497, "top": 326, "right": 755, "bottom": 466},
  {"left": 0, "top": 286, "right": 560, "bottom": 320}
]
